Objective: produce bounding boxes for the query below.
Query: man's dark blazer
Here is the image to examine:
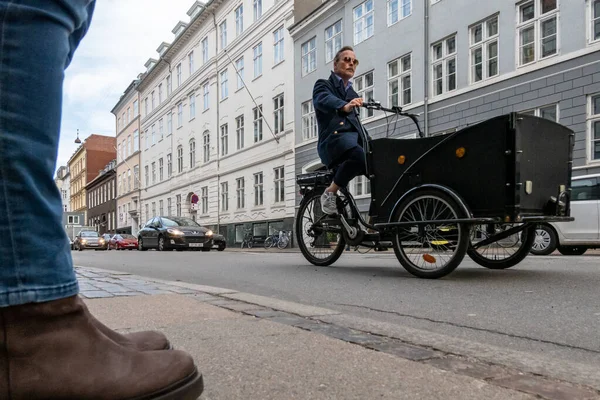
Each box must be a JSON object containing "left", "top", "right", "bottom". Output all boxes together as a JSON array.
[{"left": 312, "top": 71, "right": 368, "bottom": 168}]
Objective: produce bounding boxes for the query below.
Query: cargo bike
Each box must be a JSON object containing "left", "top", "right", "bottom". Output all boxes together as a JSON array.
[{"left": 295, "top": 102, "right": 575, "bottom": 279}]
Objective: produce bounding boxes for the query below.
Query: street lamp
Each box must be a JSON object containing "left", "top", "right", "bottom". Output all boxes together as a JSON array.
[{"left": 74, "top": 129, "right": 81, "bottom": 144}]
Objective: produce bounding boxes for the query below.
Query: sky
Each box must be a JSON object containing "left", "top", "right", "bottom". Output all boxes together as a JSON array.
[{"left": 56, "top": 0, "right": 197, "bottom": 173}]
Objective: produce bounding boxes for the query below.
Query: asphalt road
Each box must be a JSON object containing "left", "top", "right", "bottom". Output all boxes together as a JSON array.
[{"left": 72, "top": 248, "right": 600, "bottom": 368}]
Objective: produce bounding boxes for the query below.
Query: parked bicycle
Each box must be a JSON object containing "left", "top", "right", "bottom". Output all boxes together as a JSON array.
[
  {"left": 241, "top": 230, "right": 254, "bottom": 249},
  {"left": 264, "top": 230, "right": 291, "bottom": 249}
]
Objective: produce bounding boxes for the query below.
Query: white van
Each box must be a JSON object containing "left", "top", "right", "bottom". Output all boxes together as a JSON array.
[{"left": 530, "top": 173, "right": 600, "bottom": 255}]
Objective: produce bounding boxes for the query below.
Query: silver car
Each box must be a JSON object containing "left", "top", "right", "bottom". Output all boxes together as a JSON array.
[{"left": 73, "top": 230, "right": 107, "bottom": 251}]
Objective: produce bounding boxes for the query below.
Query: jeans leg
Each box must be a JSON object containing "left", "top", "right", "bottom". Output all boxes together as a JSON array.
[{"left": 0, "top": 0, "right": 95, "bottom": 307}]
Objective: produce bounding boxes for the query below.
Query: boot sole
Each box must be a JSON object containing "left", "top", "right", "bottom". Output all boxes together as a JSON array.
[{"left": 133, "top": 369, "right": 204, "bottom": 400}]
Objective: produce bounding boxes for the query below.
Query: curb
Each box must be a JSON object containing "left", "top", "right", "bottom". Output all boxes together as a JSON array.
[{"left": 77, "top": 265, "right": 600, "bottom": 399}]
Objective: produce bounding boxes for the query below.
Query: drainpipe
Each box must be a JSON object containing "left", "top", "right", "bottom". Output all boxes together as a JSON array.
[
  {"left": 212, "top": 11, "right": 221, "bottom": 234},
  {"left": 423, "top": 0, "right": 430, "bottom": 137}
]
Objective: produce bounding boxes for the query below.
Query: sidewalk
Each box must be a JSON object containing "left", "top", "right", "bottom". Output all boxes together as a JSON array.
[{"left": 77, "top": 266, "right": 600, "bottom": 400}]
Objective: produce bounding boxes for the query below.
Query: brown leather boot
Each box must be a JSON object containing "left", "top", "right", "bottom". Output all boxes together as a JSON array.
[
  {"left": 0, "top": 295, "right": 204, "bottom": 400},
  {"left": 82, "top": 299, "right": 171, "bottom": 351}
]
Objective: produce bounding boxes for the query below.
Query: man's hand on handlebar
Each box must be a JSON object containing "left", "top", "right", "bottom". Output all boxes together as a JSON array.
[{"left": 341, "top": 98, "right": 364, "bottom": 113}]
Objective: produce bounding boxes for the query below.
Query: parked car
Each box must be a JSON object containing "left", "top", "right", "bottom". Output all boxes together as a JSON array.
[
  {"left": 108, "top": 233, "right": 138, "bottom": 250},
  {"left": 73, "top": 230, "right": 107, "bottom": 251},
  {"left": 531, "top": 173, "right": 600, "bottom": 256},
  {"left": 137, "top": 216, "right": 215, "bottom": 251}
]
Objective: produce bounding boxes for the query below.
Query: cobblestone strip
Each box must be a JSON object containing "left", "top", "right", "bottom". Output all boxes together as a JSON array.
[{"left": 76, "top": 267, "right": 600, "bottom": 400}]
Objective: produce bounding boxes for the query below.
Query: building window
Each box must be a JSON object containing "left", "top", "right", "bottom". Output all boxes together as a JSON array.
[
  {"left": 219, "top": 20, "right": 227, "bottom": 50},
  {"left": 203, "top": 82, "right": 210, "bottom": 110},
  {"left": 352, "top": 176, "right": 371, "bottom": 196},
  {"left": 325, "top": 20, "right": 343, "bottom": 62},
  {"left": 159, "top": 158, "right": 164, "bottom": 181},
  {"left": 302, "top": 100, "right": 317, "bottom": 140},
  {"left": 388, "top": 0, "right": 411, "bottom": 25},
  {"left": 520, "top": 103, "right": 559, "bottom": 121},
  {"left": 236, "top": 177, "right": 245, "bottom": 208},
  {"left": 253, "top": 105, "right": 263, "bottom": 142},
  {"left": 159, "top": 118, "right": 164, "bottom": 140},
  {"left": 167, "top": 113, "right": 173, "bottom": 135},
  {"left": 274, "top": 166, "right": 284, "bottom": 203},
  {"left": 202, "top": 37, "right": 209, "bottom": 64},
  {"left": 158, "top": 84, "right": 163, "bottom": 104},
  {"left": 236, "top": 57, "right": 244, "bottom": 90},
  {"left": 517, "top": 0, "right": 558, "bottom": 66},
  {"left": 133, "top": 100, "right": 139, "bottom": 116},
  {"left": 151, "top": 162, "right": 156, "bottom": 184},
  {"left": 273, "top": 26, "right": 284, "bottom": 64},
  {"left": 253, "top": 42, "right": 263, "bottom": 78},
  {"left": 189, "top": 94, "right": 196, "bottom": 119},
  {"left": 301, "top": 37, "right": 316, "bottom": 76},
  {"left": 353, "top": 0, "right": 374, "bottom": 45},
  {"left": 144, "top": 165, "right": 149, "bottom": 187},
  {"left": 273, "top": 94, "right": 284, "bottom": 134},
  {"left": 201, "top": 186, "right": 209, "bottom": 214},
  {"left": 151, "top": 124, "right": 156, "bottom": 145},
  {"left": 133, "top": 165, "right": 139, "bottom": 189},
  {"left": 235, "top": 5, "right": 243, "bottom": 36},
  {"left": 356, "top": 71, "right": 376, "bottom": 119},
  {"left": 254, "top": 172, "right": 263, "bottom": 206},
  {"left": 470, "top": 15, "right": 499, "bottom": 83},
  {"left": 159, "top": 200, "right": 164, "bottom": 216},
  {"left": 253, "top": 0, "right": 262, "bottom": 21},
  {"left": 588, "top": 94, "right": 600, "bottom": 162},
  {"left": 177, "top": 145, "right": 183, "bottom": 173},
  {"left": 590, "top": 0, "right": 600, "bottom": 43},
  {"left": 220, "top": 69, "right": 228, "bottom": 99},
  {"left": 145, "top": 130, "right": 149, "bottom": 149},
  {"left": 388, "top": 54, "right": 411, "bottom": 107},
  {"left": 221, "top": 182, "right": 229, "bottom": 211},
  {"left": 203, "top": 131, "right": 210, "bottom": 162},
  {"left": 176, "top": 63, "right": 182, "bottom": 87},
  {"left": 220, "top": 124, "right": 228, "bottom": 156},
  {"left": 188, "top": 51, "right": 194, "bottom": 74},
  {"left": 189, "top": 139, "right": 196, "bottom": 168},
  {"left": 117, "top": 144, "right": 121, "bottom": 163},
  {"left": 177, "top": 103, "right": 183, "bottom": 127},
  {"left": 166, "top": 75, "right": 172, "bottom": 95},
  {"left": 167, "top": 198, "right": 172, "bottom": 216},
  {"left": 127, "top": 169, "right": 131, "bottom": 192},
  {"left": 236, "top": 115, "right": 244, "bottom": 150},
  {"left": 152, "top": 202, "right": 156, "bottom": 217},
  {"left": 176, "top": 195, "right": 182, "bottom": 217},
  {"left": 432, "top": 35, "right": 457, "bottom": 96},
  {"left": 167, "top": 154, "right": 172, "bottom": 177},
  {"left": 144, "top": 98, "right": 148, "bottom": 116}
]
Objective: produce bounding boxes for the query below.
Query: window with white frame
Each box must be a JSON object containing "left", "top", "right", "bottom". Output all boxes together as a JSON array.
[
  {"left": 253, "top": 0, "right": 262, "bottom": 21},
  {"left": 159, "top": 118, "right": 164, "bottom": 140},
  {"left": 190, "top": 139, "right": 196, "bottom": 168},
  {"left": 202, "top": 37, "right": 209, "bottom": 64},
  {"left": 144, "top": 98, "right": 148, "bottom": 116},
  {"left": 167, "top": 198, "right": 172, "bottom": 216},
  {"left": 144, "top": 165, "right": 149, "bottom": 186},
  {"left": 203, "top": 131, "right": 210, "bottom": 162},
  {"left": 151, "top": 124, "right": 156, "bottom": 145},
  {"left": 432, "top": 35, "right": 457, "bottom": 96},
  {"left": 388, "top": 0, "right": 411, "bottom": 25},
  {"left": 221, "top": 182, "right": 229, "bottom": 211},
  {"left": 151, "top": 161, "right": 155, "bottom": 183},
  {"left": 158, "top": 84, "right": 163, "bottom": 104},
  {"left": 176, "top": 195, "right": 181, "bottom": 216},
  {"left": 236, "top": 115, "right": 244, "bottom": 150},
  {"left": 219, "top": 20, "right": 227, "bottom": 50},
  {"left": 517, "top": 0, "right": 558, "bottom": 66},
  {"left": 590, "top": 0, "right": 600, "bottom": 43},
  {"left": 354, "top": 71, "right": 375, "bottom": 119},
  {"left": 274, "top": 166, "right": 284, "bottom": 202},
  {"left": 470, "top": 15, "right": 499, "bottom": 83},
  {"left": 127, "top": 169, "right": 131, "bottom": 192},
  {"left": 235, "top": 5, "right": 243, "bottom": 36},
  {"left": 588, "top": 94, "right": 600, "bottom": 162},
  {"left": 159, "top": 158, "right": 163, "bottom": 181},
  {"left": 189, "top": 94, "right": 196, "bottom": 119},
  {"left": 220, "top": 69, "right": 228, "bottom": 99},
  {"left": 274, "top": 26, "right": 284, "bottom": 64},
  {"left": 159, "top": 200, "right": 164, "bottom": 216},
  {"left": 236, "top": 177, "right": 245, "bottom": 208},
  {"left": 220, "top": 124, "right": 228, "bottom": 156},
  {"left": 144, "top": 129, "right": 149, "bottom": 149},
  {"left": 166, "top": 154, "right": 172, "bottom": 177},
  {"left": 253, "top": 105, "right": 263, "bottom": 142},
  {"left": 196, "top": 87, "right": 206, "bottom": 115},
  {"left": 236, "top": 57, "right": 244, "bottom": 90},
  {"left": 127, "top": 107, "right": 131, "bottom": 123},
  {"left": 353, "top": 0, "right": 374, "bottom": 45},
  {"left": 177, "top": 145, "right": 183, "bottom": 173},
  {"left": 253, "top": 42, "right": 263, "bottom": 78},
  {"left": 254, "top": 172, "right": 263, "bottom": 206},
  {"left": 352, "top": 176, "right": 371, "bottom": 196},
  {"left": 133, "top": 100, "right": 139, "bottom": 116},
  {"left": 134, "top": 165, "right": 139, "bottom": 189},
  {"left": 188, "top": 51, "right": 194, "bottom": 74},
  {"left": 301, "top": 37, "right": 316, "bottom": 76},
  {"left": 273, "top": 94, "right": 284, "bottom": 134},
  {"left": 388, "top": 54, "right": 411, "bottom": 107},
  {"left": 166, "top": 75, "right": 172, "bottom": 95},
  {"left": 167, "top": 113, "right": 173, "bottom": 135},
  {"left": 302, "top": 100, "right": 317, "bottom": 140},
  {"left": 176, "top": 63, "right": 182, "bottom": 87},
  {"left": 325, "top": 20, "right": 343, "bottom": 62},
  {"left": 151, "top": 91, "right": 155, "bottom": 109},
  {"left": 177, "top": 103, "right": 183, "bottom": 127},
  {"left": 201, "top": 187, "right": 209, "bottom": 214},
  {"left": 520, "top": 103, "right": 559, "bottom": 121}
]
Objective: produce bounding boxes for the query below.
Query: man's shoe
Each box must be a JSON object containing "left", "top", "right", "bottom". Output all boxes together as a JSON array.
[
  {"left": 0, "top": 295, "right": 204, "bottom": 400},
  {"left": 320, "top": 191, "right": 338, "bottom": 215},
  {"left": 82, "top": 299, "right": 172, "bottom": 351}
]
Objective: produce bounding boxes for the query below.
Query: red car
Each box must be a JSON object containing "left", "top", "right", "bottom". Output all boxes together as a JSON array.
[{"left": 108, "top": 234, "right": 138, "bottom": 250}]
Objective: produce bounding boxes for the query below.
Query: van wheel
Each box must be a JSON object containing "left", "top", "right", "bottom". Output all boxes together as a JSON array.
[{"left": 529, "top": 224, "right": 557, "bottom": 255}]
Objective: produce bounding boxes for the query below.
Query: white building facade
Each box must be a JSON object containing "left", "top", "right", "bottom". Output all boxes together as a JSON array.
[{"left": 136, "top": 0, "right": 296, "bottom": 246}]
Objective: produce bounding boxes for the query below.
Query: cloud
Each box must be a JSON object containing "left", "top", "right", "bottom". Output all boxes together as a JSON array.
[{"left": 56, "top": 0, "right": 196, "bottom": 171}]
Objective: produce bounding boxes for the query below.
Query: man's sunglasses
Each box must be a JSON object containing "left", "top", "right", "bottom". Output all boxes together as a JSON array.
[{"left": 342, "top": 56, "right": 359, "bottom": 66}]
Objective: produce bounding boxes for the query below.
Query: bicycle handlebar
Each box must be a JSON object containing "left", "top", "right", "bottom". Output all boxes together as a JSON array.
[{"left": 360, "top": 101, "right": 424, "bottom": 138}]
